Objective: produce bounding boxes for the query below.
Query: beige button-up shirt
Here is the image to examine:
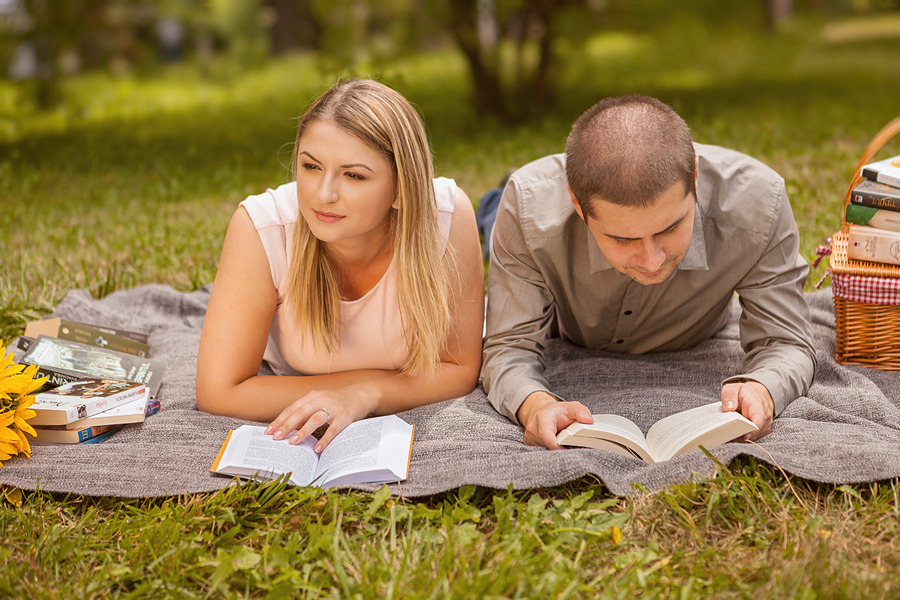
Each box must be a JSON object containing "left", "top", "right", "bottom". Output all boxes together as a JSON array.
[{"left": 482, "top": 143, "right": 816, "bottom": 424}]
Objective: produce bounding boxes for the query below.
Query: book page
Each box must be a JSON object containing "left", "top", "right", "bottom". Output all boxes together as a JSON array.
[
  {"left": 646, "top": 402, "right": 757, "bottom": 463},
  {"left": 314, "top": 415, "right": 414, "bottom": 487},
  {"left": 557, "top": 415, "right": 655, "bottom": 463},
  {"left": 216, "top": 425, "right": 319, "bottom": 487}
]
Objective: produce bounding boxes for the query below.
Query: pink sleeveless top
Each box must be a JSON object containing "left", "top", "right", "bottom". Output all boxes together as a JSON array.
[{"left": 240, "top": 177, "right": 457, "bottom": 376}]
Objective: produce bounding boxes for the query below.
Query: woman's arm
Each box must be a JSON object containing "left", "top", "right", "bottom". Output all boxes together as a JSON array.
[
  {"left": 265, "top": 188, "right": 485, "bottom": 450},
  {"left": 196, "top": 207, "right": 398, "bottom": 420}
]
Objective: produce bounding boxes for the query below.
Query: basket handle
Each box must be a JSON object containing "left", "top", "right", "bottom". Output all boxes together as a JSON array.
[{"left": 840, "top": 116, "right": 900, "bottom": 233}]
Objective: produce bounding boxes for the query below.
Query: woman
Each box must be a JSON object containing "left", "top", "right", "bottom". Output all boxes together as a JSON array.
[{"left": 196, "top": 78, "right": 484, "bottom": 451}]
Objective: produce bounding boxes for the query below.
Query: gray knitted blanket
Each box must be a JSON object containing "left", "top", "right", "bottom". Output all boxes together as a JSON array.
[{"left": 1, "top": 286, "right": 897, "bottom": 497}]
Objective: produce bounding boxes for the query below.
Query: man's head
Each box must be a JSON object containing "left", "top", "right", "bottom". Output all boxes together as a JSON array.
[{"left": 565, "top": 95, "right": 698, "bottom": 285}]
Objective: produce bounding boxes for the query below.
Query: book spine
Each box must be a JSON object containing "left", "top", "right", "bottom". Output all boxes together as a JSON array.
[
  {"left": 845, "top": 205, "right": 900, "bottom": 233},
  {"left": 847, "top": 225, "right": 900, "bottom": 266},
  {"left": 863, "top": 166, "right": 900, "bottom": 189},
  {"left": 57, "top": 320, "right": 150, "bottom": 357},
  {"left": 850, "top": 185, "right": 900, "bottom": 212}
]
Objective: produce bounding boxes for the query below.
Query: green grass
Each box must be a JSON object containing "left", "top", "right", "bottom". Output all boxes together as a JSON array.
[{"left": 2, "top": 9, "right": 900, "bottom": 597}]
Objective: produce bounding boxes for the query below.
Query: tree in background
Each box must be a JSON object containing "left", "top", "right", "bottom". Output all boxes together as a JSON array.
[{"left": 436, "top": 0, "right": 600, "bottom": 122}]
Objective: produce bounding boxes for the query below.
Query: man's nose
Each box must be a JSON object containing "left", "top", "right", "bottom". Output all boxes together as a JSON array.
[{"left": 637, "top": 239, "right": 666, "bottom": 271}]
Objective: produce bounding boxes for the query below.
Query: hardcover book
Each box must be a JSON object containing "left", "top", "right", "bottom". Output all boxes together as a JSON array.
[
  {"left": 845, "top": 204, "right": 900, "bottom": 233},
  {"left": 211, "top": 415, "right": 414, "bottom": 488},
  {"left": 25, "top": 318, "right": 150, "bottom": 356},
  {"left": 861, "top": 155, "right": 900, "bottom": 188},
  {"left": 21, "top": 335, "right": 165, "bottom": 397},
  {"left": 30, "top": 379, "right": 149, "bottom": 426},
  {"left": 556, "top": 402, "right": 757, "bottom": 463},
  {"left": 849, "top": 180, "right": 900, "bottom": 212},
  {"left": 847, "top": 224, "right": 900, "bottom": 266}
]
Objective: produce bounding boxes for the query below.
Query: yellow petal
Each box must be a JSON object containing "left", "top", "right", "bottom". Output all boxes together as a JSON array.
[
  {"left": 15, "top": 430, "right": 30, "bottom": 455},
  {"left": 15, "top": 417, "right": 36, "bottom": 437},
  {"left": 0, "top": 413, "right": 14, "bottom": 429},
  {"left": 612, "top": 526, "right": 622, "bottom": 545},
  {"left": 2, "top": 486, "right": 23, "bottom": 507},
  {"left": 0, "top": 427, "right": 19, "bottom": 443}
]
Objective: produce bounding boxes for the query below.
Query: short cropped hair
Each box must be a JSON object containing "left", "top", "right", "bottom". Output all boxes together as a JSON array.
[{"left": 565, "top": 95, "right": 695, "bottom": 217}]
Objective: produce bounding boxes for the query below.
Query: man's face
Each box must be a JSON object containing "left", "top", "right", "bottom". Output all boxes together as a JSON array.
[{"left": 571, "top": 179, "right": 696, "bottom": 286}]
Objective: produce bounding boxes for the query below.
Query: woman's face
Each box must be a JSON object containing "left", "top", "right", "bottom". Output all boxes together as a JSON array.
[{"left": 295, "top": 119, "right": 396, "bottom": 252}]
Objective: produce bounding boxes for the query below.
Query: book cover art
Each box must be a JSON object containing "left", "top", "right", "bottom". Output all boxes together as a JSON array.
[
  {"left": 21, "top": 335, "right": 165, "bottom": 397},
  {"left": 845, "top": 204, "right": 900, "bottom": 233},
  {"left": 849, "top": 179, "right": 900, "bottom": 212},
  {"left": 861, "top": 155, "right": 900, "bottom": 188},
  {"left": 31, "top": 378, "right": 148, "bottom": 425}
]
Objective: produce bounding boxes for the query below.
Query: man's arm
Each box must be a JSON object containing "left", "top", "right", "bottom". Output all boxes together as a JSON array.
[
  {"left": 481, "top": 176, "right": 592, "bottom": 446},
  {"left": 723, "top": 179, "right": 817, "bottom": 434}
]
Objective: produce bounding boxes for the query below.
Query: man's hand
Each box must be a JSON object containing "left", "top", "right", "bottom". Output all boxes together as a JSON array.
[
  {"left": 517, "top": 391, "right": 593, "bottom": 449},
  {"left": 721, "top": 380, "right": 774, "bottom": 441}
]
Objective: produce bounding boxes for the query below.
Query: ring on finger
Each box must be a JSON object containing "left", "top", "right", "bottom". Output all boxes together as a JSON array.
[{"left": 319, "top": 407, "right": 331, "bottom": 422}]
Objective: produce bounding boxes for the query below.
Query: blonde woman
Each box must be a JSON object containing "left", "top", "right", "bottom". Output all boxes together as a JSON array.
[{"left": 197, "top": 79, "right": 484, "bottom": 451}]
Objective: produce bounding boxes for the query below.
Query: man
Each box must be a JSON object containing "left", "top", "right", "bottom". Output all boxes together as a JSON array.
[{"left": 482, "top": 94, "right": 816, "bottom": 449}]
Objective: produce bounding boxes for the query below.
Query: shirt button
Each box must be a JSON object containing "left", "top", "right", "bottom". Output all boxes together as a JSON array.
[{"left": 616, "top": 339, "right": 624, "bottom": 344}]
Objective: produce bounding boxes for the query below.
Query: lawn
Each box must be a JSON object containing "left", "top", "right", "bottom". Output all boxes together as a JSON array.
[{"left": 1, "top": 8, "right": 899, "bottom": 598}]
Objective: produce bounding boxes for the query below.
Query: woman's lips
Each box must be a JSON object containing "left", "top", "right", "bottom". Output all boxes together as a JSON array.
[{"left": 315, "top": 210, "right": 344, "bottom": 223}]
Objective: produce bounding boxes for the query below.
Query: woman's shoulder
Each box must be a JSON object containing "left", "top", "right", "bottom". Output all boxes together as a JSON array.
[
  {"left": 432, "top": 177, "right": 458, "bottom": 215},
  {"left": 240, "top": 181, "right": 298, "bottom": 229}
]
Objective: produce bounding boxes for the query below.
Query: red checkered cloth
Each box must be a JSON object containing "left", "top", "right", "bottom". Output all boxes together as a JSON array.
[{"left": 831, "top": 271, "right": 900, "bottom": 306}]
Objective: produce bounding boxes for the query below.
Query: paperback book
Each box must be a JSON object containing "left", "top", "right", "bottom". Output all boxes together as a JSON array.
[
  {"left": 25, "top": 317, "right": 150, "bottom": 356},
  {"left": 556, "top": 402, "right": 757, "bottom": 463},
  {"left": 861, "top": 155, "right": 900, "bottom": 188},
  {"left": 212, "top": 415, "right": 414, "bottom": 488},
  {"left": 30, "top": 379, "right": 149, "bottom": 426},
  {"left": 849, "top": 180, "right": 900, "bottom": 212},
  {"left": 31, "top": 424, "right": 125, "bottom": 444},
  {"left": 21, "top": 334, "right": 165, "bottom": 397},
  {"left": 31, "top": 388, "right": 158, "bottom": 444}
]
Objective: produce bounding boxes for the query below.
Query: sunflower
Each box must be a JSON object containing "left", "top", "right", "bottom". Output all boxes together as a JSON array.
[{"left": 0, "top": 343, "right": 46, "bottom": 466}]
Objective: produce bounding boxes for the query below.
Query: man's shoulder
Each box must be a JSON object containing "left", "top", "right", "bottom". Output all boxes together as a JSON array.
[
  {"left": 511, "top": 153, "right": 567, "bottom": 183},
  {"left": 695, "top": 142, "right": 787, "bottom": 232},
  {"left": 505, "top": 153, "right": 575, "bottom": 229},
  {"left": 695, "top": 143, "right": 782, "bottom": 183}
]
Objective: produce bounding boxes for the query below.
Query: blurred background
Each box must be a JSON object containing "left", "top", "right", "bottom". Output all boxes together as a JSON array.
[{"left": 1, "top": 0, "right": 899, "bottom": 338}]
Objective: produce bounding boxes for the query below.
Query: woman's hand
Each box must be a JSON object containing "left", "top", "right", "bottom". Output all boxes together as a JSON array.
[{"left": 264, "top": 386, "right": 376, "bottom": 452}]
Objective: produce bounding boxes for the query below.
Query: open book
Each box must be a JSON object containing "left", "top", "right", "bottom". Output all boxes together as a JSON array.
[
  {"left": 556, "top": 402, "right": 758, "bottom": 463},
  {"left": 211, "top": 415, "right": 414, "bottom": 488}
]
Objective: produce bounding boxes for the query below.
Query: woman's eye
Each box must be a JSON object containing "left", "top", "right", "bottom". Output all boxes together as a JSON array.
[
  {"left": 345, "top": 171, "right": 365, "bottom": 180},
  {"left": 302, "top": 162, "right": 319, "bottom": 171}
]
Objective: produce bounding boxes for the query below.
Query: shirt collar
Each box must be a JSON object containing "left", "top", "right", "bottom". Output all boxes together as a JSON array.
[{"left": 586, "top": 199, "right": 709, "bottom": 274}]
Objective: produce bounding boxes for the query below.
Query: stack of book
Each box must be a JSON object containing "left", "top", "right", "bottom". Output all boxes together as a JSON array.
[
  {"left": 845, "top": 155, "right": 900, "bottom": 266},
  {"left": 15, "top": 318, "right": 166, "bottom": 444}
]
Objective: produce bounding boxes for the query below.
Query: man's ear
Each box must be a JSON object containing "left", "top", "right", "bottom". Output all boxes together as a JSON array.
[{"left": 567, "top": 185, "right": 585, "bottom": 221}]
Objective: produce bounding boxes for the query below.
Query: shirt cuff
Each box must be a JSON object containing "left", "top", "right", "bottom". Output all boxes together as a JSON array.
[
  {"left": 502, "top": 383, "right": 566, "bottom": 425},
  {"left": 721, "top": 371, "right": 789, "bottom": 416}
]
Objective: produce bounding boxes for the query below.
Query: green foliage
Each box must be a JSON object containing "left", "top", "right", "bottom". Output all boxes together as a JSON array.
[{"left": 1, "top": 9, "right": 900, "bottom": 597}]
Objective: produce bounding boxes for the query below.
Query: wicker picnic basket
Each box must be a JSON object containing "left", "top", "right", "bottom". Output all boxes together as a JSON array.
[{"left": 829, "top": 116, "right": 900, "bottom": 370}]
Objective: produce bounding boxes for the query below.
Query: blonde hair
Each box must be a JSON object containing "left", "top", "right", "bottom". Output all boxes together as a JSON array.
[{"left": 286, "top": 78, "right": 451, "bottom": 376}]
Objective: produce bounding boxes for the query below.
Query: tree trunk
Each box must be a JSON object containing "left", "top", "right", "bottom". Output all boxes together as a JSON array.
[
  {"left": 447, "top": 0, "right": 510, "bottom": 121},
  {"left": 264, "top": 0, "right": 321, "bottom": 53}
]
